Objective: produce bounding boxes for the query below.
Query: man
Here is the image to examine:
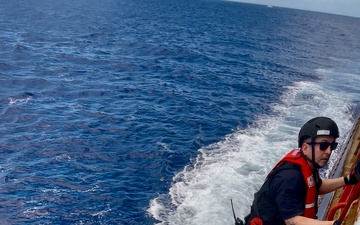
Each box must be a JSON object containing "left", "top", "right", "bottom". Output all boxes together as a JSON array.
[{"left": 242, "top": 117, "right": 360, "bottom": 225}]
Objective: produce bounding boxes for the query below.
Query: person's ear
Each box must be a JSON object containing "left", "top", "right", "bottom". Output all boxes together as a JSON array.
[{"left": 302, "top": 143, "right": 309, "bottom": 155}]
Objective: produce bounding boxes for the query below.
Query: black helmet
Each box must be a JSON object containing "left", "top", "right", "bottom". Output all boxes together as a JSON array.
[{"left": 298, "top": 117, "right": 339, "bottom": 147}]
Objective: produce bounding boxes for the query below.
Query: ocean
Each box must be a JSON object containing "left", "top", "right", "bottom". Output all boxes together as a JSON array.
[{"left": 0, "top": 0, "right": 359, "bottom": 224}]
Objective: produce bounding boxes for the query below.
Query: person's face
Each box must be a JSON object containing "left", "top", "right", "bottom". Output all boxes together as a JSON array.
[{"left": 301, "top": 136, "right": 336, "bottom": 168}]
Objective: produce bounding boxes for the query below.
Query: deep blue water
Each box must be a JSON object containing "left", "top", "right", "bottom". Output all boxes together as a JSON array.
[{"left": 0, "top": 0, "right": 359, "bottom": 224}]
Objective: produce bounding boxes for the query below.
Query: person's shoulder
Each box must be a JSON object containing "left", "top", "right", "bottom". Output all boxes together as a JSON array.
[
  {"left": 275, "top": 162, "right": 302, "bottom": 177},
  {"left": 270, "top": 162, "right": 305, "bottom": 190},
  {"left": 272, "top": 162, "right": 303, "bottom": 178}
]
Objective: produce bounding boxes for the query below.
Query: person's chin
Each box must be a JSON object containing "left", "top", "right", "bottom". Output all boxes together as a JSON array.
[{"left": 319, "top": 159, "right": 329, "bottom": 167}]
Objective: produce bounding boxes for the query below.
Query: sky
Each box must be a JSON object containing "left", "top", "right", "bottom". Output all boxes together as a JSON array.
[{"left": 228, "top": 0, "right": 360, "bottom": 18}]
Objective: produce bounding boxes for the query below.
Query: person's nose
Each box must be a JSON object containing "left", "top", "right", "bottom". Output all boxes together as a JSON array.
[{"left": 325, "top": 146, "right": 332, "bottom": 154}]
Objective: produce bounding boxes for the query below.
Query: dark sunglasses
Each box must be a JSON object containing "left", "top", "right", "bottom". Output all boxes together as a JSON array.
[{"left": 306, "top": 141, "right": 338, "bottom": 151}]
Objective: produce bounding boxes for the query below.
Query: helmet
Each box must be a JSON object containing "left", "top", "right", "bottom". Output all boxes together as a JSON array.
[{"left": 298, "top": 117, "right": 339, "bottom": 147}]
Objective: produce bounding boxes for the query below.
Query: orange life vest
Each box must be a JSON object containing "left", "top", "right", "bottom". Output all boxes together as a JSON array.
[{"left": 269, "top": 149, "right": 317, "bottom": 218}]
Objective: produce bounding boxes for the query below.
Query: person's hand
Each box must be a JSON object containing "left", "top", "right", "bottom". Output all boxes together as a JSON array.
[
  {"left": 333, "top": 220, "right": 343, "bottom": 225},
  {"left": 344, "top": 158, "right": 360, "bottom": 185},
  {"left": 354, "top": 158, "right": 360, "bottom": 180}
]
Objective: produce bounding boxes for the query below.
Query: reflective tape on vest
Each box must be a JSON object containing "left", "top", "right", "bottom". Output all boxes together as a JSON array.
[{"left": 305, "top": 202, "right": 315, "bottom": 209}]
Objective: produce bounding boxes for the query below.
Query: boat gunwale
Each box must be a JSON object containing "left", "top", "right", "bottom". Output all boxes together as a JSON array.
[{"left": 317, "top": 112, "right": 360, "bottom": 222}]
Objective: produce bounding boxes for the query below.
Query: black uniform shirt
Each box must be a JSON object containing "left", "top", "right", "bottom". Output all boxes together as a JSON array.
[
  {"left": 257, "top": 162, "right": 322, "bottom": 224},
  {"left": 269, "top": 167, "right": 306, "bottom": 220}
]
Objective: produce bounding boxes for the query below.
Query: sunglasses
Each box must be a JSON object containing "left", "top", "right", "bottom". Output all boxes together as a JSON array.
[{"left": 306, "top": 141, "right": 338, "bottom": 151}]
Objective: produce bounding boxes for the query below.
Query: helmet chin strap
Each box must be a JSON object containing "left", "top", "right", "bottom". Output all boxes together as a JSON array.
[{"left": 301, "top": 137, "right": 322, "bottom": 169}]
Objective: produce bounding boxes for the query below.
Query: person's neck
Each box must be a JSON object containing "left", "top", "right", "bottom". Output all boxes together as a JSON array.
[{"left": 307, "top": 161, "right": 317, "bottom": 171}]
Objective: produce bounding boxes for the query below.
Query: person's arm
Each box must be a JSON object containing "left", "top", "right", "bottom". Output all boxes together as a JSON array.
[
  {"left": 285, "top": 216, "right": 339, "bottom": 225},
  {"left": 319, "top": 159, "right": 360, "bottom": 195},
  {"left": 319, "top": 177, "right": 345, "bottom": 195}
]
